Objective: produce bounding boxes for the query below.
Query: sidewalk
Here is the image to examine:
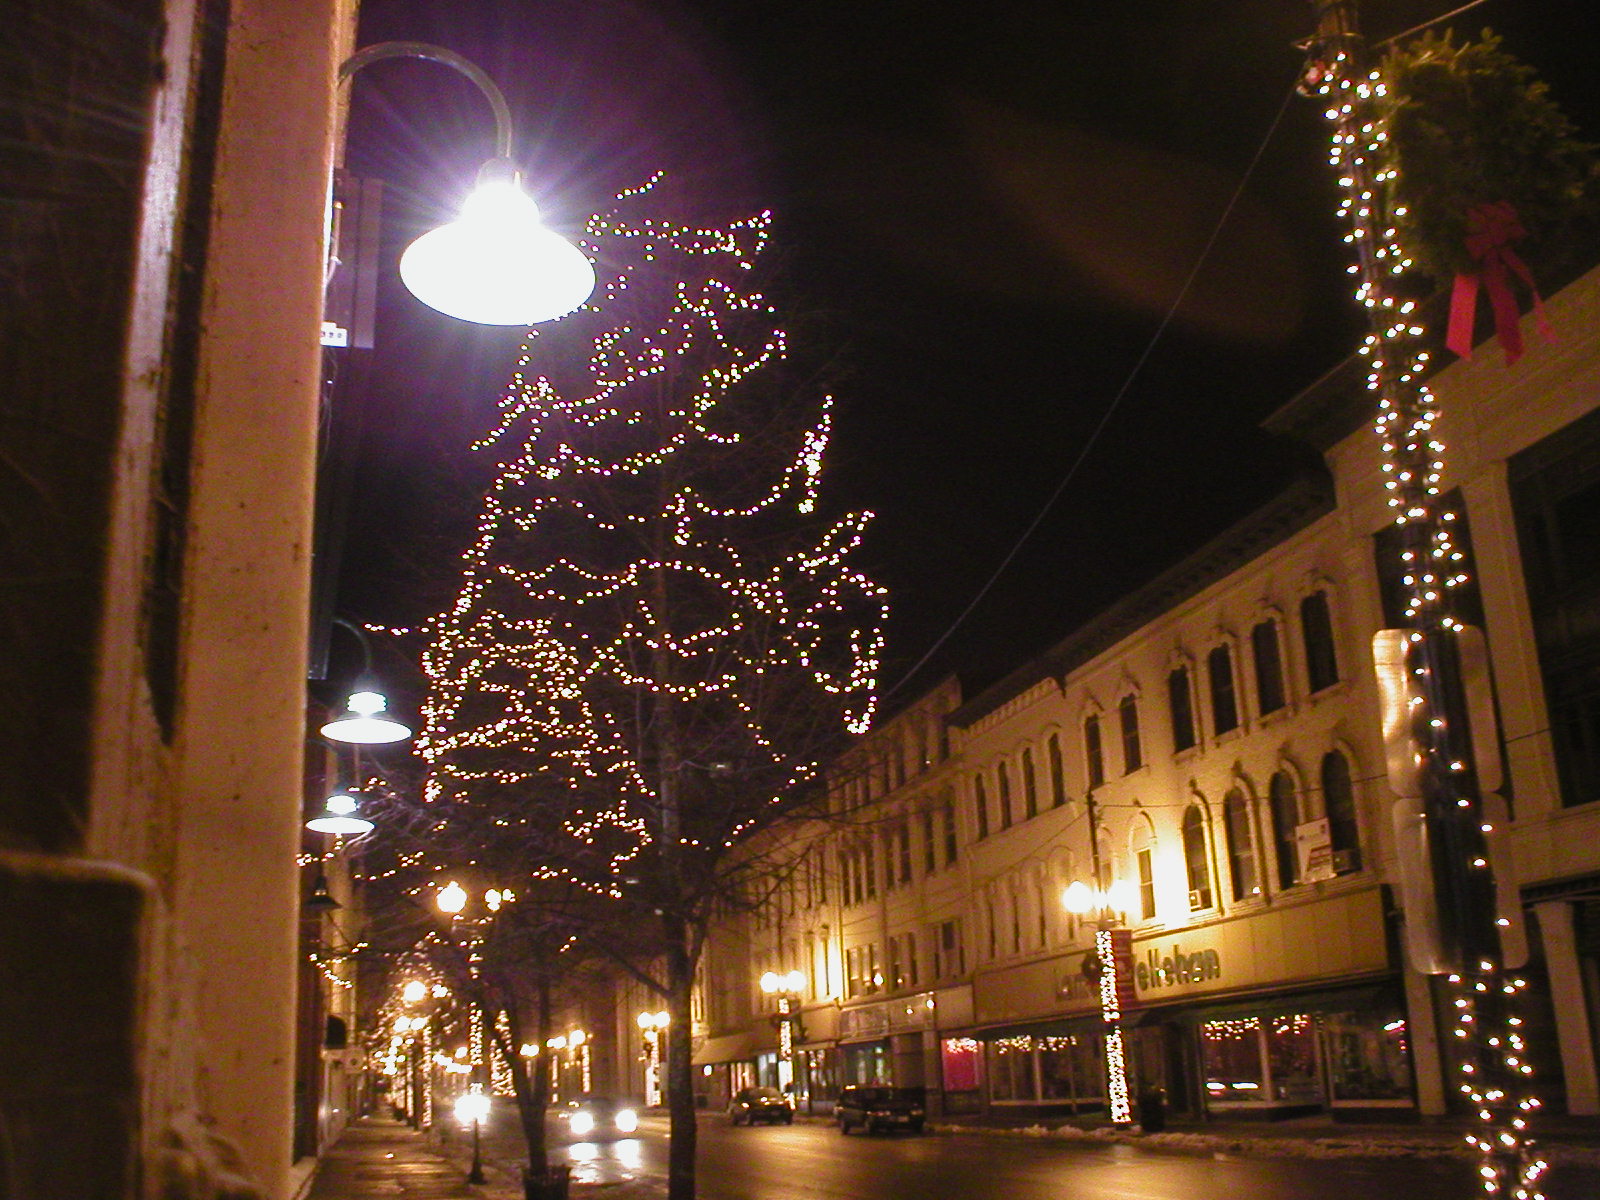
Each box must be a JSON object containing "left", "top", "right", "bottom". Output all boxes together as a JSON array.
[{"left": 304, "top": 1118, "right": 519, "bottom": 1200}]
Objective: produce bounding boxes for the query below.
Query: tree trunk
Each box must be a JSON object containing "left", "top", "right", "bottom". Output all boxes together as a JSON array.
[
  {"left": 499, "top": 981, "right": 555, "bottom": 1179},
  {"left": 663, "top": 911, "right": 697, "bottom": 1200}
]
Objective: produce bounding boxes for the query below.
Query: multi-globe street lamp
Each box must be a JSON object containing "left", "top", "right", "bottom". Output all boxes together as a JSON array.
[
  {"left": 759, "top": 970, "right": 806, "bottom": 1094},
  {"left": 1061, "top": 790, "right": 1137, "bottom": 1128},
  {"left": 637, "top": 1010, "right": 670, "bottom": 1107},
  {"left": 454, "top": 1086, "right": 491, "bottom": 1185}
]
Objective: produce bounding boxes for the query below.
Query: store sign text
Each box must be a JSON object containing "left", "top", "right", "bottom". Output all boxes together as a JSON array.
[{"left": 1135, "top": 945, "right": 1221, "bottom": 991}]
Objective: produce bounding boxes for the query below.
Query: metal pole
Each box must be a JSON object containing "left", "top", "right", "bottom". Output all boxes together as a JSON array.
[{"left": 467, "top": 1116, "right": 485, "bottom": 1185}]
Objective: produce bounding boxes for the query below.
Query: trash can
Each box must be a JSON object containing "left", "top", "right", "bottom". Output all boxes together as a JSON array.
[
  {"left": 523, "top": 1165, "right": 571, "bottom": 1200},
  {"left": 1137, "top": 1085, "right": 1166, "bottom": 1133}
]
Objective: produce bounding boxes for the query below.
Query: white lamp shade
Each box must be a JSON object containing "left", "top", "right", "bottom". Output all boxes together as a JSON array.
[
  {"left": 399, "top": 180, "right": 595, "bottom": 326},
  {"left": 321, "top": 690, "right": 411, "bottom": 744},
  {"left": 306, "top": 794, "right": 374, "bottom": 836}
]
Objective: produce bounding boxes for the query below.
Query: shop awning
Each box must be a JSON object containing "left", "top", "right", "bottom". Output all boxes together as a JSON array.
[
  {"left": 968, "top": 1013, "right": 1105, "bottom": 1041},
  {"left": 691, "top": 1029, "right": 774, "bottom": 1067},
  {"left": 1161, "top": 980, "right": 1398, "bottom": 1026}
]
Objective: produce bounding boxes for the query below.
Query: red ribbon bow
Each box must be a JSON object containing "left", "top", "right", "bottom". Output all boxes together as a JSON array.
[{"left": 1446, "top": 200, "right": 1553, "bottom": 366}]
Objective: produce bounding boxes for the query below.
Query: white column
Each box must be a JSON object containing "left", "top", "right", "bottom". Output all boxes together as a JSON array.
[
  {"left": 1401, "top": 965, "right": 1448, "bottom": 1115},
  {"left": 172, "top": 0, "right": 349, "bottom": 1194},
  {"left": 1533, "top": 901, "right": 1600, "bottom": 1115}
]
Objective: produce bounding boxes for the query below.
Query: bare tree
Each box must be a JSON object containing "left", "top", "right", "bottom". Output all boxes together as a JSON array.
[{"left": 417, "top": 178, "right": 886, "bottom": 1200}]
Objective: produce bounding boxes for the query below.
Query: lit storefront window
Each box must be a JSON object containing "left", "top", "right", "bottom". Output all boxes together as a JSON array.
[
  {"left": 1327, "top": 1014, "right": 1413, "bottom": 1102},
  {"left": 982, "top": 1033, "right": 1106, "bottom": 1108},
  {"left": 1201, "top": 1007, "right": 1413, "bottom": 1110}
]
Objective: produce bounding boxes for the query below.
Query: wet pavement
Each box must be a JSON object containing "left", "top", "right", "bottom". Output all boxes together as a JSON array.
[{"left": 304, "top": 1110, "right": 1600, "bottom": 1200}]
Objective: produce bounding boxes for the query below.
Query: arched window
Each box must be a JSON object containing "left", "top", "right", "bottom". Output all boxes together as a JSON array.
[
  {"left": 1130, "top": 816, "right": 1157, "bottom": 922},
  {"left": 1169, "top": 665, "right": 1196, "bottom": 752},
  {"left": 997, "top": 762, "right": 1014, "bottom": 828},
  {"left": 1223, "top": 788, "right": 1259, "bottom": 900},
  {"left": 1252, "top": 619, "right": 1286, "bottom": 715},
  {"left": 1302, "top": 591, "right": 1340, "bottom": 692},
  {"left": 1322, "top": 750, "right": 1361, "bottom": 872},
  {"left": 1047, "top": 733, "right": 1066, "bottom": 806},
  {"left": 974, "top": 774, "right": 990, "bottom": 839},
  {"left": 1085, "top": 714, "right": 1105, "bottom": 787},
  {"left": 1182, "top": 805, "right": 1213, "bottom": 910},
  {"left": 1022, "top": 747, "right": 1039, "bottom": 819},
  {"left": 1209, "top": 644, "right": 1239, "bottom": 734},
  {"left": 1269, "top": 771, "right": 1300, "bottom": 890},
  {"left": 1120, "top": 694, "right": 1142, "bottom": 772}
]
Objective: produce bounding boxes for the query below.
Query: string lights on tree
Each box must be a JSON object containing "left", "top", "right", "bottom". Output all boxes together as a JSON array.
[
  {"left": 416, "top": 174, "right": 886, "bottom": 1200},
  {"left": 1305, "top": 6, "right": 1557, "bottom": 1196}
]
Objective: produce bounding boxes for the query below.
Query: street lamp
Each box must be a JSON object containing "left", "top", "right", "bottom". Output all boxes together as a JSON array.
[
  {"left": 337, "top": 41, "right": 595, "bottom": 326},
  {"left": 1062, "top": 791, "right": 1135, "bottom": 1127},
  {"left": 454, "top": 1086, "right": 491, "bottom": 1185},
  {"left": 636, "top": 1010, "right": 670, "bottom": 1106},
  {"left": 759, "top": 970, "right": 806, "bottom": 1093}
]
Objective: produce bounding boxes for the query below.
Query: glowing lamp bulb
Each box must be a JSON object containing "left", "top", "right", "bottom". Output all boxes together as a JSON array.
[
  {"left": 1063, "top": 881, "right": 1093, "bottom": 915},
  {"left": 321, "top": 690, "right": 412, "bottom": 745},
  {"left": 437, "top": 881, "right": 468, "bottom": 915},
  {"left": 305, "top": 792, "right": 374, "bottom": 835},
  {"left": 399, "top": 172, "right": 595, "bottom": 326}
]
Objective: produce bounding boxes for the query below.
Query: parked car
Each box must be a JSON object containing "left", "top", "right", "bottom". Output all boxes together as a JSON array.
[
  {"left": 552, "top": 1095, "right": 641, "bottom": 1141},
  {"left": 728, "top": 1085, "right": 794, "bottom": 1125},
  {"left": 836, "top": 1085, "right": 926, "bottom": 1135}
]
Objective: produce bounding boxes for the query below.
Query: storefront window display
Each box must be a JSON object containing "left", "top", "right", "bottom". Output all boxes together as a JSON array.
[
  {"left": 1326, "top": 1013, "right": 1412, "bottom": 1103},
  {"left": 1202, "top": 1017, "right": 1266, "bottom": 1104},
  {"left": 1202, "top": 1006, "right": 1410, "bottom": 1111},
  {"left": 940, "top": 1037, "right": 981, "bottom": 1113},
  {"left": 983, "top": 1034, "right": 1106, "bottom": 1108},
  {"left": 842, "top": 1040, "right": 889, "bottom": 1085}
]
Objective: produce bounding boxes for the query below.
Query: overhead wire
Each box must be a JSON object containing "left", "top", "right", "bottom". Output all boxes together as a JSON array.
[{"left": 886, "top": 71, "right": 1308, "bottom": 701}]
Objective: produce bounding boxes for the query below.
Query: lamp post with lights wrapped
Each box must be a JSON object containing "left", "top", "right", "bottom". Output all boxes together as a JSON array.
[{"left": 1062, "top": 791, "right": 1137, "bottom": 1127}]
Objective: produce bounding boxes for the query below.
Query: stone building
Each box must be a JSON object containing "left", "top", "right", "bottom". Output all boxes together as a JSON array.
[{"left": 686, "top": 259, "right": 1600, "bottom": 1124}]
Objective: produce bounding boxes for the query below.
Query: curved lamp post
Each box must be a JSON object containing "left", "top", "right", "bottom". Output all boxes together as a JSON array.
[{"left": 338, "top": 41, "right": 595, "bottom": 326}]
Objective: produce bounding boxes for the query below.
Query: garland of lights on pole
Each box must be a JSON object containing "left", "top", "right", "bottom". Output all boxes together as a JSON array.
[{"left": 1312, "top": 38, "right": 1544, "bottom": 1200}]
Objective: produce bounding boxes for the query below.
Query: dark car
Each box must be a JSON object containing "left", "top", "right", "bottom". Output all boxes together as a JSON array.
[
  {"left": 836, "top": 1084, "right": 926, "bottom": 1135},
  {"left": 728, "top": 1085, "right": 794, "bottom": 1125},
  {"left": 551, "top": 1095, "right": 641, "bottom": 1141}
]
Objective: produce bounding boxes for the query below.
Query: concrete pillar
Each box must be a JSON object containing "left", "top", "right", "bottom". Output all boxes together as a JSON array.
[
  {"left": 1532, "top": 901, "right": 1600, "bottom": 1115},
  {"left": 1401, "top": 964, "right": 1448, "bottom": 1115},
  {"left": 171, "top": 0, "right": 349, "bottom": 1194}
]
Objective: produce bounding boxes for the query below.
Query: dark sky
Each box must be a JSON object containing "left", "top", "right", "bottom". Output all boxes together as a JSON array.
[{"left": 335, "top": 0, "right": 1600, "bottom": 711}]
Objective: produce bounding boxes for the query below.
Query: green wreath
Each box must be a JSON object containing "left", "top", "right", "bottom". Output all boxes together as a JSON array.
[{"left": 1376, "top": 31, "right": 1597, "bottom": 282}]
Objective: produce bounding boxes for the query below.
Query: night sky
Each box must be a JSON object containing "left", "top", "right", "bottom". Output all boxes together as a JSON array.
[{"left": 335, "top": 0, "right": 1600, "bottom": 713}]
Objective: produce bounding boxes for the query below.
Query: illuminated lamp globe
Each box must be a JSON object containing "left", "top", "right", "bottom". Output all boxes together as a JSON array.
[
  {"left": 1062, "top": 880, "right": 1093, "bottom": 915},
  {"left": 399, "top": 161, "right": 595, "bottom": 326},
  {"left": 306, "top": 792, "right": 374, "bottom": 836},
  {"left": 321, "top": 690, "right": 411, "bottom": 744},
  {"left": 436, "top": 880, "right": 468, "bottom": 915}
]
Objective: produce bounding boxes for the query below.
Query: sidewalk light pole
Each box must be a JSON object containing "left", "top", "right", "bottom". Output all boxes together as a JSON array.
[
  {"left": 1063, "top": 790, "right": 1136, "bottom": 1126},
  {"left": 637, "top": 1010, "right": 670, "bottom": 1106},
  {"left": 759, "top": 971, "right": 806, "bottom": 1093},
  {"left": 455, "top": 1087, "right": 490, "bottom": 1185}
]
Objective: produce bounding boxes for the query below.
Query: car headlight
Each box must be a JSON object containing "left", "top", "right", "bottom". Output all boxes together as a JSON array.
[
  {"left": 570, "top": 1111, "right": 595, "bottom": 1136},
  {"left": 615, "top": 1108, "right": 639, "bottom": 1133}
]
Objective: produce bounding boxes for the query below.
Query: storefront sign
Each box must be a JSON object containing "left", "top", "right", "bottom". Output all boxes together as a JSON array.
[{"left": 1135, "top": 944, "right": 1222, "bottom": 991}]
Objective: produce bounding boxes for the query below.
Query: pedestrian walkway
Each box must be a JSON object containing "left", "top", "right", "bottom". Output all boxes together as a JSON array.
[{"left": 304, "top": 1118, "right": 519, "bottom": 1200}]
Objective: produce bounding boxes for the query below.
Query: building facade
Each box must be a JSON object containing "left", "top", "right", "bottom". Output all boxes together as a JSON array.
[{"left": 689, "top": 259, "right": 1600, "bottom": 1124}]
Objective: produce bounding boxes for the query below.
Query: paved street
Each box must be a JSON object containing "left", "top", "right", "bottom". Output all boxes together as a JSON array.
[{"left": 438, "top": 1111, "right": 1600, "bottom": 1200}]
